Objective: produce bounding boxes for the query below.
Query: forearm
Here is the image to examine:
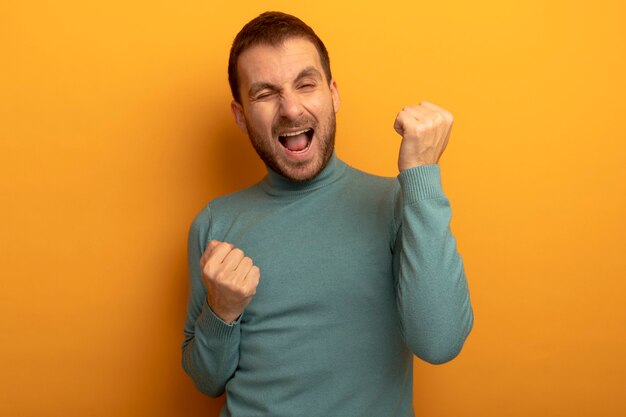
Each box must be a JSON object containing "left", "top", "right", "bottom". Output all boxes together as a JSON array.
[
  {"left": 182, "top": 299, "right": 240, "bottom": 396},
  {"left": 394, "top": 164, "right": 474, "bottom": 364}
]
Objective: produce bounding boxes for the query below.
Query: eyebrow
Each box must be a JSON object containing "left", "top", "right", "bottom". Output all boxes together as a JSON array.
[
  {"left": 248, "top": 82, "right": 277, "bottom": 98},
  {"left": 248, "top": 66, "right": 324, "bottom": 98},
  {"left": 294, "top": 66, "right": 323, "bottom": 83}
]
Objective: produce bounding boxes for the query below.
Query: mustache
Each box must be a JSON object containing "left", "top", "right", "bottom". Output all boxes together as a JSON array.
[{"left": 272, "top": 117, "right": 316, "bottom": 136}]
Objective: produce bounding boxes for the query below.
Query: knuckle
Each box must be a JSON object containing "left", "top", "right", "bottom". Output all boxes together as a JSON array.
[
  {"left": 225, "top": 281, "right": 240, "bottom": 293},
  {"left": 215, "top": 270, "right": 228, "bottom": 282},
  {"left": 201, "top": 262, "right": 213, "bottom": 277},
  {"left": 219, "top": 242, "right": 234, "bottom": 252}
]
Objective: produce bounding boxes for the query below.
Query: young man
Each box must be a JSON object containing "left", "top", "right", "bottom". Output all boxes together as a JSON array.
[{"left": 182, "top": 11, "right": 473, "bottom": 417}]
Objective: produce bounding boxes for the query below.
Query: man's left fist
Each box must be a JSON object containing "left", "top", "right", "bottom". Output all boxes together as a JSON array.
[{"left": 393, "top": 101, "right": 454, "bottom": 171}]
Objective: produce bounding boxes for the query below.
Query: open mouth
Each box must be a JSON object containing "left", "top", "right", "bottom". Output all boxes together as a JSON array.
[{"left": 278, "top": 128, "right": 314, "bottom": 153}]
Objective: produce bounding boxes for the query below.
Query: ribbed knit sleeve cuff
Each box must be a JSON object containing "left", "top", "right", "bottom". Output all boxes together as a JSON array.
[
  {"left": 197, "top": 300, "right": 241, "bottom": 342},
  {"left": 397, "top": 164, "right": 444, "bottom": 205}
]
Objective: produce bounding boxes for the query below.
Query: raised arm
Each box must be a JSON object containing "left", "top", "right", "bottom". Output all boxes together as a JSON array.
[{"left": 392, "top": 102, "right": 474, "bottom": 364}]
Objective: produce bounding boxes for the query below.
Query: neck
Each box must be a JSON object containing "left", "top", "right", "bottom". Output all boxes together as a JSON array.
[{"left": 262, "top": 152, "right": 346, "bottom": 196}]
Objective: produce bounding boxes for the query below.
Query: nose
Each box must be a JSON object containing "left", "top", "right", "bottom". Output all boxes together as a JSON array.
[{"left": 278, "top": 90, "right": 304, "bottom": 120}]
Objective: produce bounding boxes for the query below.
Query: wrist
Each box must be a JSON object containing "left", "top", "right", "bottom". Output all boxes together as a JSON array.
[
  {"left": 398, "top": 161, "right": 432, "bottom": 171},
  {"left": 207, "top": 297, "right": 242, "bottom": 324},
  {"left": 398, "top": 154, "right": 437, "bottom": 172}
]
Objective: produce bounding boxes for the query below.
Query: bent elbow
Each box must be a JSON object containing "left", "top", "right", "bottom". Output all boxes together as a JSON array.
[
  {"left": 417, "top": 342, "right": 464, "bottom": 365},
  {"left": 182, "top": 358, "right": 225, "bottom": 398},
  {"left": 193, "top": 380, "right": 225, "bottom": 398},
  {"left": 412, "top": 315, "right": 474, "bottom": 365}
]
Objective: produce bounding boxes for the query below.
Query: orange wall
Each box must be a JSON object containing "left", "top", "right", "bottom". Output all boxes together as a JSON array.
[{"left": 1, "top": 1, "right": 625, "bottom": 416}]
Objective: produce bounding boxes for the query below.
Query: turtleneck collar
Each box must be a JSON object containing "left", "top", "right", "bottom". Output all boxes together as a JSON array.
[{"left": 261, "top": 152, "right": 347, "bottom": 197}]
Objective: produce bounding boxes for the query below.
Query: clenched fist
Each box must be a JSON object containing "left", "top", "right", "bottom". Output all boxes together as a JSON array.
[
  {"left": 200, "top": 240, "right": 260, "bottom": 324},
  {"left": 394, "top": 101, "right": 454, "bottom": 171}
]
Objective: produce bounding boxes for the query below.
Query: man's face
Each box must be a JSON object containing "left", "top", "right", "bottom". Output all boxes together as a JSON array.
[{"left": 231, "top": 37, "right": 340, "bottom": 182}]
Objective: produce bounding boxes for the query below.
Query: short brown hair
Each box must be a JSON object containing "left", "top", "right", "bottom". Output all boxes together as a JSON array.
[{"left": 228, "top": 11, "right": 332, "bottom": 103}]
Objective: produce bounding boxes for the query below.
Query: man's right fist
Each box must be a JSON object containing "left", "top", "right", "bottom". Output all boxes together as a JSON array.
[{"left": 200, "top": 240, "right": 260, "bottom": 324}]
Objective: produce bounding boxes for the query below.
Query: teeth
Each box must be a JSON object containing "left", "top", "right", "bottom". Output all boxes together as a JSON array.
[{"left": 280, "top": 128, "right": 310, "bottom": 137}]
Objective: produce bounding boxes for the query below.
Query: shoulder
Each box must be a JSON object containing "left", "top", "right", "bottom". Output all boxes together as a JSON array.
[
  {"left": 211, "top": 180, "right": 267, "bottom": 211},
  {"left": 189, "top": 180, "right": 267, "bottom": 237},
  {"left": 343, "top": 164, "right": 400, "bottom": 201},
  {"left": 340, "top": 164, "right": 402, "bottom": 244}
]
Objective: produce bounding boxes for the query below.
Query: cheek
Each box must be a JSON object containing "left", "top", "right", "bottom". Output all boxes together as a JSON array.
[
  {"left": 248, "top": 106, "right": 277, "bottom": 133},
  {"left": 310, "top": 94, "right": 335, "bottom": 115}
]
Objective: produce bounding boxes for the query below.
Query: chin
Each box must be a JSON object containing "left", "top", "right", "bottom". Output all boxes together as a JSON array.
[
  {"left": 279, "top": 158, "right": 323, "bottom": 182},
  {"left": 285, "top": 144, "right": 333, "bottom": 182}
]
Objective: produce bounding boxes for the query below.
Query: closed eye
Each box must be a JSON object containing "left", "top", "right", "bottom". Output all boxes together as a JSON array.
[
  {"left": 254, "top": 91, "right": 277, "bottom": 100},
  {"left": 298, "top": 83, "right": 316, "bottom": 91}
]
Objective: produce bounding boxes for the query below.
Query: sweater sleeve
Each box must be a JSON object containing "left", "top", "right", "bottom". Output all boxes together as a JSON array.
[
  {"left": 392, "top": 164, "right": 474, "bottom": 364},
  {"left": 181, "top": 205, "right": 241, "bottom": 396}
]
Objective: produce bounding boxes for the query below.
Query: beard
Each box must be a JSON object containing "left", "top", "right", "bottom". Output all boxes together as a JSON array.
[{"left": 245, "top": 111, "right": 336, "bottom": 182}]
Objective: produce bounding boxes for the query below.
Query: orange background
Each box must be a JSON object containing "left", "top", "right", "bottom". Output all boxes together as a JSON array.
[{"left": 1, "top": 1, "right": 625, "bottom": 416}]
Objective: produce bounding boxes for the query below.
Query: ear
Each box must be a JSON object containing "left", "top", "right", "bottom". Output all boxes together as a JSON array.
[
  {"left": 230, "top": 100, "right": 248, "bottom": 134},
  {"left": 330, "top": 79, "right": 340, "bottom": 113}
]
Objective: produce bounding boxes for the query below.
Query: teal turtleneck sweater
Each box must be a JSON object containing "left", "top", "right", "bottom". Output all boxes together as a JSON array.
[{"left": 182, "top": 154, "right": 473, "bottom": 417}]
